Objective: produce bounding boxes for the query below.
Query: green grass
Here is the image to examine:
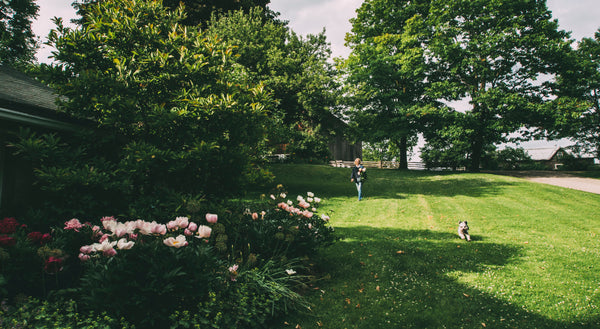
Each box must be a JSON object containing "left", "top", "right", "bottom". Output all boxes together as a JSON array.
[{"left": 268, "top": 164, "right": 600, "bottom": 329}]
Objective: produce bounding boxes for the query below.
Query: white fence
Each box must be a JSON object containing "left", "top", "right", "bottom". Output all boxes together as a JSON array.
[{"left": 329, "top": 160, "right": 426, "bottom": 170}]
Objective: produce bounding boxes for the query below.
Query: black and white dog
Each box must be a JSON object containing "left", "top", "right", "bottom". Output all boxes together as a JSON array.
[{"left": 458, "top": 221, "right": 471, "bottom": 241}]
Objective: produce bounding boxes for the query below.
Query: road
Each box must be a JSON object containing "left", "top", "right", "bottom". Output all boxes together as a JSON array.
[{"left": 487, "top": 171, "right": 600, "bottom": 195}]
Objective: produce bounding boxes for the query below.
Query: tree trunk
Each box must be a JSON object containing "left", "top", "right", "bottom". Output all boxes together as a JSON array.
[
  {"left": 470, "top": 134, "right": 483, "bottom": 172},
  {"left": 398, "top": 136, "right": 408, "bottom": 170}
]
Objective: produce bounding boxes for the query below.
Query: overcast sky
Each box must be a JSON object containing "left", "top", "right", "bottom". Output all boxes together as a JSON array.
[{"left": 33, "top": 0, "right": 600, "bottom": 63}]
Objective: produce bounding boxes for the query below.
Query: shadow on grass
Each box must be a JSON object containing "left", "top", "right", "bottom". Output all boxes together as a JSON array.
[{"left": 279, "top": 226, "right": 596, "bottom": 329}]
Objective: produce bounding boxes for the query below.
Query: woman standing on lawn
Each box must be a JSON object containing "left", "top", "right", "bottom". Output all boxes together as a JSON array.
[{"left": 350, "top": 157, "right": 366, "bottom": 201}]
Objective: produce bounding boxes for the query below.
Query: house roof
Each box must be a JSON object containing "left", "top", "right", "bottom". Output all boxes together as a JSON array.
[
  {"left": 524, "top": 147, "right": 560, "bottom": 161},
  {"left": 0, "top": 64, "right": 81, "bottom": 131},
  {"left": 0, "top": 64, "right": 59, "bottom": 111}
]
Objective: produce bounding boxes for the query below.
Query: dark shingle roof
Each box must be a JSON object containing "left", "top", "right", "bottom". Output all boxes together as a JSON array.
[
  {"left": 0, "top": 64, "right": 59, "bottom": 112},
  {"left": 0, "top": 64, "right": 85, "bottom": 131}
]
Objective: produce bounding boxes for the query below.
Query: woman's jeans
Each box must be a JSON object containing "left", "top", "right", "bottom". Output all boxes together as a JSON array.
[{"left": 355, "top": 181, "right": 362, "bottom": 201}]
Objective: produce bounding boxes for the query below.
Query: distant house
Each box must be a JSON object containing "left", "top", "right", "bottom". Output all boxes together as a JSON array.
[
  {"left": 0, "top": 64, "right": 83, "bottom": 215},
  {"left": 524, "top": 146, "right": 595, "bottom": 170}
]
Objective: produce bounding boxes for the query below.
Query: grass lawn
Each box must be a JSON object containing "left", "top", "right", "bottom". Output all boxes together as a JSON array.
[{"left": 268, "top": 164, "right": 600, "bottom": 329}]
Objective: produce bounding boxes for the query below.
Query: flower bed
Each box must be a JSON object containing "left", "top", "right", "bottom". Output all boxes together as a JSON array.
[{"left": 0, "top": 187, "right": 336, "bottom": 328}]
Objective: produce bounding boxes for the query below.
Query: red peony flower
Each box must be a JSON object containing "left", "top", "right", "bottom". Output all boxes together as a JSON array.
[
  {"left": 27, "top": 232, "right": 53, "bottom": 245},
  {"left": 0, "top": 234, "right": 16, "bottom": 247},
  {"left": 44, "top": 256, "right": 64, "bottom": 274},
  {"left": 0, "top": 217, "right": 19, "bottom": 234}
]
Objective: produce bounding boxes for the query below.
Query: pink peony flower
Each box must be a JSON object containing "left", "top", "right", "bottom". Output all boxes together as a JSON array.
[
  {"left": 251, "top": 212, "right": 259, "bottom": 220},
  {"left": 151, "top": 223, "right": 167, "bottom": 235},
  {"left": 99, "top": 234, "right": 110, "bottom": 242},
  {"left": 64, "top": 218, "right": 84, "bottom": 231},
  {"left": 228, "top": 264, "right": 239, "bottom": 281},
  {"left": 166, "top": 221, "right": 178, "bottom": 230},
  {"left": 116, "top": 238, "right": 135, "bottom": 250},
  {"left": 321, "top": 214, "right": 330, "bottom": 222},
  {"left": 187, "top": 222, "right": 198, "bottom": 232},
  {"left": 196, "top": 225, "right": 212, "bottom": 239},
  {"left": 100, "top": 216, "right": 116, "bottom": 222},
  {"left": 302, "top": 211, "right": 313, "bottom": 218},
  {"left": 103, "top": 248, "right": 117, "bottom": 257},
  {"left": 205, "top": 213, "right": 218, "bottom": 224},
  {"left": 78, "top": 253, "right": 90, "bottom": 261},
  {"left": 163, "top": 235, "right": 188, "bottom": 248},
  {"left": 80, "top": 245, "right": 94, "bottom": 254},
  {"left": 114, "top": 227, "right": 128, "bottom": 238},
  {"left": 184, "top": 229, "right": 193, "bottom": 236},
  {"left": 298, "top": 201, "right": 310, "bottom": 209}
]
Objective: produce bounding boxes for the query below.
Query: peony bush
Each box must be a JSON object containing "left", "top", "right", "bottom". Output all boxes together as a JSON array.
[{"left": 0, "top": 187, "right": 336, "bottom": 328}]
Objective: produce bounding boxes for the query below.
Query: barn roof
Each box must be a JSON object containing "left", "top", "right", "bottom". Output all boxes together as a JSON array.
[{"left": 524, "top": 147, "right": 560, "bottom": 161}]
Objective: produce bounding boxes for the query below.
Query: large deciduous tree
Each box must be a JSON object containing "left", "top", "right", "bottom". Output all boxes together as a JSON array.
[
  {"left": 555, "top": 29, "right": 600, "bottom": 159},
  {"left": 426, "top": 0, "right": 573, "bottom": 171},
  {"left": 207, "top": 8, "right": 340, "bottom": 160},
  {"left": 343, "top": 0, "right": 437, "bottom": 169},
  {"left": 0, "top": 0, "right": 39, "bottom": 65}
]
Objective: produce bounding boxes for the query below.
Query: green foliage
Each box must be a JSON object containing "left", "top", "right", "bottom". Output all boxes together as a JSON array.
[
  {"left": 343, "top": 0, "right": 436, "bottom": 168},
  {"left": 16, "top": 0, "right": 273, "bottom": 220},
  {"left": 223, "top": 189, "right": 336, "bottom": 261},
  {"left": 0, "top": 0, "right": 39, "bottom": 65},
  {"left": 74, "top": 233, "right": 224, "bottom": 328},
  {"left": 207, "top": 8, "right": 340, "bottom": 160},
  {"left": 425, "top": 0, "right": 574, "bottom": 171},
  {"left": 493, "top": 147, "right": 534, "bottom": 170},
  {"left": 0, "top": 297, "right": 133, "bottom": 329},
  {"left": 170, "top": 261, "right": 308, "bottom": 329},
  {"left": 73, "top": 0, "right": 273, "bottom": 27},
  {"left": 554, "top": 29, "right": 600, "bottom": 159},
  {"left": 421, "top": 111, "right": 471, "bottom": 170},
  {"left": 0, "top": 185, "right": 337, "bottom": 328}
]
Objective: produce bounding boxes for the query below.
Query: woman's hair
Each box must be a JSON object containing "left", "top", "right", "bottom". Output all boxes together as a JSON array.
[{"left": 354, "top": 158, "right": 361, "bottom": 165}]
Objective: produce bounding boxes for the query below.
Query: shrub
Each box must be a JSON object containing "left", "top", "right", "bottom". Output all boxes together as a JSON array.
[
  {"left": 221, "top": 187, "right": 336, "bottom": 262},
  {"left": 0, "top": 297, "right": 133, "bottom": 329},
  {"left": 170, "top": 259, "right": 309, "bottom": 329}
]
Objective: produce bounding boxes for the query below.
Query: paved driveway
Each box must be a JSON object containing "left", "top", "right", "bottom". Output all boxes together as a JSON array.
[{"left": 487, "top": 171, "right": 600, "bottom": 195}]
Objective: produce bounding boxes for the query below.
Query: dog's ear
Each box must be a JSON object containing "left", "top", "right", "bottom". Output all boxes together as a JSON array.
[{"left": 464, "top": 221, "right": 468, "bottom": 225}]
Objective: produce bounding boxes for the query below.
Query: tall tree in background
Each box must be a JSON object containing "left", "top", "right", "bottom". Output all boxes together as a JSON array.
[
  {"left": 426, "top": 0, "right": 573, "bottom": 171},
  {"left": 207, "top": 8, "right": 340, "bottom": 160},
  {"left": 343, "top": 0, "right": 436, "bottom": 170},
  {"left": 0, "top": 0, "right": 39, "bottom": 65},
  {"left": 555, "top": 29, "right": 600, "bottom": 159},
  {"left": 73, "top": 0, "right": 271, "bottom": 27}
]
